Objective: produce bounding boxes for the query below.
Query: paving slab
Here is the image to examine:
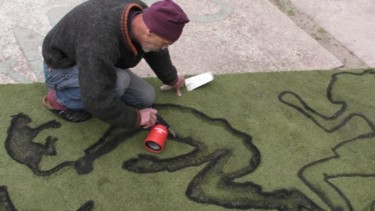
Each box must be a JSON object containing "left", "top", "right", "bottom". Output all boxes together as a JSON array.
[
  {"left": 290, "top": 0, "right": 375, "bottom": 67},
  {"left": 161, "top": 0, "right": 343, "bottom": 76},
  {"left": 0, "top": 0, "right": 343, "bottom": 84}
]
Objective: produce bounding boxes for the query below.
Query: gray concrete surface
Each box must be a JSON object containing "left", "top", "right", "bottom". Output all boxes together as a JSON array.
[
  {"left": 291, "top": 0, "right": 375, "bottom": 67},
  {"left": 0, "top": 0, "right": 374, "bottom": 84}
]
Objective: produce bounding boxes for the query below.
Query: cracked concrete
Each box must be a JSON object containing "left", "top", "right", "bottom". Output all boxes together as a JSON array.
[
  {"left": 270, "top": 0, "right": 369, "bottom": 70},
  {"left": 0, "top": 0, "right": 374, "bottom": 84}
]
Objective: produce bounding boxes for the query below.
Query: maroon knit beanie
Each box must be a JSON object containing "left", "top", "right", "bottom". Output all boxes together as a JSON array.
[{"left": 142, "top": 0, "right": 189, "bottom": 42}]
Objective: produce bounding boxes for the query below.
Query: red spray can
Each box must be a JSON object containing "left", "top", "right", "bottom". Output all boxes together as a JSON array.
[{"left": 144, "top": 115, "right": 174, "bottom": 153}]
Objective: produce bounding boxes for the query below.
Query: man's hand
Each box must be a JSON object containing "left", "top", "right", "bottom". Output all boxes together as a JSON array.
[
  {"left": 139, "top": 108, "right": 157, "bottom": 128},
  {"left": 172, "top": 75, "right": 185, "bottom": 96}
]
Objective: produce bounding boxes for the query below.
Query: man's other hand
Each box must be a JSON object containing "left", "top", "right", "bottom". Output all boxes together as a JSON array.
[{"left": 172, "top": 75, "right": 185, "bottom": 96}]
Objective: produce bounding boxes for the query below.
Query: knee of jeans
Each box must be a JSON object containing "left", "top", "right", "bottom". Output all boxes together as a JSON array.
[
  {"left": 114, "top": 70, "right": 130, "bottom": 96},
  {"left": 143, "top": 89, "right": 156, "bottom": 108}
]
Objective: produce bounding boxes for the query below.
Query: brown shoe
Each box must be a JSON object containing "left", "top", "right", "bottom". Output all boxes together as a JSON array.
[{"left": 43, "top": 95, "right": 92, "bottom": 122}]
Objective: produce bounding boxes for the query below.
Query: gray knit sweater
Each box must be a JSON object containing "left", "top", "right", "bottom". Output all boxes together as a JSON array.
[{"left": 42, "top": 0, "right": 178, "bottom": 128}]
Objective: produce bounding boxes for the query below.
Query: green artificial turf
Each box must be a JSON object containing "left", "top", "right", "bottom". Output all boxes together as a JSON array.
[{"left": 0, "top": 69, "right": 374, "bottom": 211}]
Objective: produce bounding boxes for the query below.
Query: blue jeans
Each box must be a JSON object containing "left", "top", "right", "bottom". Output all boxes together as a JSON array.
[{"left": 43, "top": 63, "right": 155, "bottom": 110}]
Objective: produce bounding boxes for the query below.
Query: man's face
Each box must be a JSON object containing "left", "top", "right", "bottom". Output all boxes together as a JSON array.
[{"left": 141, "top": 32, "right": 172, "bottom": 52}]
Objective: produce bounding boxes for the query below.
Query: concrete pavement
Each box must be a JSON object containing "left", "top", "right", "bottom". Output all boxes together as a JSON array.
[{"left": 0, "top": 0, "right": 374, "bottom": 84}]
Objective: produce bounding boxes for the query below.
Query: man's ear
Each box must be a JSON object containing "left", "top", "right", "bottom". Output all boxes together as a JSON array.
[
  {"left": 141, "top": 29, "right": 153, "bottom": 41},
  {"left": 145, "top": 30, "right": 152, "bottom": 37}
]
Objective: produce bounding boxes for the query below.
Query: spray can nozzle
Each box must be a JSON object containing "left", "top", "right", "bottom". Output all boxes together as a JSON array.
[{"left": 144, "top": 115, "right": 175, "bottom": 153}]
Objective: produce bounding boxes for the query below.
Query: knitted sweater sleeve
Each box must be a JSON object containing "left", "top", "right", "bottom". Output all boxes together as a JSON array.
[
  {"left": 76, "top": 49, "right": 140, "bottom": 128},
  {"left": 143, "top": 49, "right": 178, "bottom": 85}
]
